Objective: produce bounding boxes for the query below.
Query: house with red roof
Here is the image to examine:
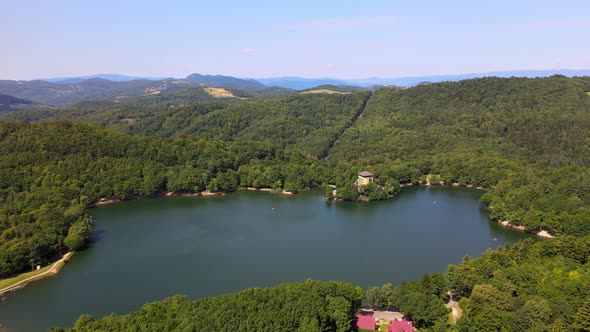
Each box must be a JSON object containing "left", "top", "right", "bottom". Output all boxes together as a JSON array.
[
  {"left": 356, "top": 314, "right": 377, "bottom": 331},
  {"left": 387, "top": 318, "right": 414, "bottom": 332}
]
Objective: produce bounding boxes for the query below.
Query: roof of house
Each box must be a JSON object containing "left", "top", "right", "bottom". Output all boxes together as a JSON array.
[
  {"left": 387, "top": 318, "right": 414, "bottom": 332},
  {"left": 356, "top": 314, "right": 376, "bottom": 330},
  {"left": 358, "top": 171, "right": 374, "bottom": 177}
]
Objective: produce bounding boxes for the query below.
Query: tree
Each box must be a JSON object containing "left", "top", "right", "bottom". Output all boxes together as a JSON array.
[
  {"left": 336, "top": 183, "right": 359, "bottom": 201},
  {"left": 574, "top": 299, "right": 590, "bottom": 331},
  {"left": 514, "top": 298, "right": 552, "bottom": 331},
  {"left": 64, "top": 216, "right": 93, "bottom": 251},
  {"left": 297, "top": 317, "right": 321, "bottom": 332},
  {"left": 367, "top": 283, "right": 394, "bottom": 308}
]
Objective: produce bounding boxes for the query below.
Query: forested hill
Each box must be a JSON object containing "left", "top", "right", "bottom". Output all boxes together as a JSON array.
[
  {"left": 329, "top": 75, "right": 590, "bottom": 168},
  {"left": 0, "top": 94, "right": 35, "bottom": 113},
  {"left": 2, "top": 92, "right": 372, "bottom": 159},
  {"left": 5, "top": 76, "right": 589, "bottom": 168}
]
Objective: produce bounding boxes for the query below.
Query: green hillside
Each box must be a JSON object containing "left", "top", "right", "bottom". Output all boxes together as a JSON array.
[{"left": 0, "top": 93, "right": 36, "bottom": 113}]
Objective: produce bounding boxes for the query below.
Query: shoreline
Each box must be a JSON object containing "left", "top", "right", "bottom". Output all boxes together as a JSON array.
[
  {"left": 0, "top": 252, "right": 74, "bottom": 295},
  {"left": 245, "top": 187, "right": 295, "bottom": 195},
  {"left": 403, "top": 183, "right": 554, "bottom": 239},
  {"left": 89, "top": 191, "right": 226, "bottom": 207},
  {"left": 497, "top": 219, "right": 555, "bottom": 238},
  {"left": 341, "top": 182, "right": 555, "bottom": 239},
  {"left": 89, "top": 187, "right": 296, "bottom": 208},
  {"left": 401, "top": 181, "right": 485, "bottom": 190}
]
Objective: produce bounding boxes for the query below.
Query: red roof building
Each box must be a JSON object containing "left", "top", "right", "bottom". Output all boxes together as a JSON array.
[
  {"left": 387, "top": 318, "right": 414, "bottom": 332},
  {"left": 356, "top": 314, "right": 377, "bottom": 330}
]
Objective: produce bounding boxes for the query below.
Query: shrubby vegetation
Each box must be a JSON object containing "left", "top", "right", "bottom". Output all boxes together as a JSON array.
[{"left": 52, "top": 280, "right": 364, "bottom": 332}]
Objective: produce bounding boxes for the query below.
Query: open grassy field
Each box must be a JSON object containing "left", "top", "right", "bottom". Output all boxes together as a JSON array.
[
  {"left": 204, "top": 87, "right": 238, "bottom": 98},
  {"left": 0, "top": 266, "right": 52, "bottom": 290}
]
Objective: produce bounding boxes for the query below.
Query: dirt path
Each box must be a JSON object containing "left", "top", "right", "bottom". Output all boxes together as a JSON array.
[
  {"left": 0, "top": 252, "right": 74, "bottom": 294},
  {"left": 446, "top": 292, "right": 462, "bottom": 323}
]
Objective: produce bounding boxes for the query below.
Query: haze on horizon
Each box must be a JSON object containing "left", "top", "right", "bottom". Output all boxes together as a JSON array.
[{"left": 1, "top": 0, "right": 589, "bottom": 81}]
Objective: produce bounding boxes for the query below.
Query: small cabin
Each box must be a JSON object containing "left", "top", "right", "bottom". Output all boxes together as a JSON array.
[
  {"left": 356, "top": 171, "right": 374, "bottom": 186},
  {"left": 356, "top": 314, "right": 377, "bottom": 331},
  {"left": 387, "top": 318, "right": 414, "bottom": 332}
]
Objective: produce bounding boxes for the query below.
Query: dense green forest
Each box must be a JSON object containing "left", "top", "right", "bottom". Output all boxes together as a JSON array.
[
  {"left": 52, "top": 280, "right": 364, "bottom": 332},
  {"left": 1, "top": 76, "right": 590, "bottom": 331}
]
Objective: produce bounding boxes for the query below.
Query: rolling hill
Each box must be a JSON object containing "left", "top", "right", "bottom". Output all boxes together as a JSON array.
[
  {"left": 0, "top": 94, "right": 36, "bottom": 113},
  {"left": 0, "top": 75, "right": 283, "bottom": 106},
  {"left": 184, "top": 73, "right": 266, "bottom": 90}
]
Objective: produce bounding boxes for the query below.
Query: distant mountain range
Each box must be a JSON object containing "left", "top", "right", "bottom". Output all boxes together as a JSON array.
[
  {"left": 185, "top": 74, "right": 266, "bottom": 90},
  {"left": 256, "top": 69, "right": 590, "bottom": 89},
  {"left": 40, "top": 74, "right": 169, "bottom": 84},
  {"left": 0, "top": 74, "right": 281, "bottom": 106},
  {"left": 1, "top": 69, "right": 588, "bottom": 106},
  {"left": 256, "top": 77, "right": 361, "bottom": 90}
]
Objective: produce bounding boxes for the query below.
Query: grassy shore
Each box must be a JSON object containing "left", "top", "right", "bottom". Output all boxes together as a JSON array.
[
  {"left": 0, "top": 252, "right": 73, "bottom": 294},
  {"left": 0, "top": 266, "right": 52, "bottom": 290}
]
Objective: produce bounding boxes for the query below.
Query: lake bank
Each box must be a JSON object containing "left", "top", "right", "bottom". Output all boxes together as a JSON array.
[
  {"left": 89, "top": 187, "right": 296, "bottom": 208},
  {"left": 89, "top": 191, "right": 225, "bottom": 207},
  {"left": 400, "top": 182, "right": 555, "bottom": 239},
  {"left": 0, "top": 252, "right": 74, "bottom": 295},
  {"left": 498, "top": 219, "right": 555, "bottom": 238}
]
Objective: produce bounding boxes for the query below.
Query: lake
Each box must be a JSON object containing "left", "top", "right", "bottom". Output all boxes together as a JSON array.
[{"left": 0, "top": 186, "right": 531, "bottom": 331}]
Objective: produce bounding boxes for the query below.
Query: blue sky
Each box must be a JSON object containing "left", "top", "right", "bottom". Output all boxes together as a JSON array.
[{"left": 1, "top": 0, "right": 589, "bottom": 80}]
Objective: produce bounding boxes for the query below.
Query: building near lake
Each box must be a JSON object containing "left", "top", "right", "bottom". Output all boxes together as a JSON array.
[
  {"left": 387, "top": 318, "right": 414, "bottom": 332},
  {"left": 356, "top": 314, "right": 377, "bottom": 330},
  {"left": 356, "top": 171, "right": 374, "bottom": 186}
]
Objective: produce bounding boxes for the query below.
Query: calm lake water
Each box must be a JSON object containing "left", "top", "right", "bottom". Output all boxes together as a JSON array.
[{"left": 0, "top": 187, "right": 531, "bottom": 331}]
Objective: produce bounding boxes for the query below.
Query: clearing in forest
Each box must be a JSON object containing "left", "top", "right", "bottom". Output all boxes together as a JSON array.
[{"left": 204, "top": 87, "right": 238, "bottom": 98}]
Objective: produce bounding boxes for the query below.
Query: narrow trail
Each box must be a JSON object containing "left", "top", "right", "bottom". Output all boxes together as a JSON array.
[
  {"left": 446, "top": 291, "right": 462, "bottom": 323},
  {"left": 0, "top": 252, "right": 74, "bottom": 295},
  {"left": 321, "top": 91, "right": 372, "bottom": 159}
]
